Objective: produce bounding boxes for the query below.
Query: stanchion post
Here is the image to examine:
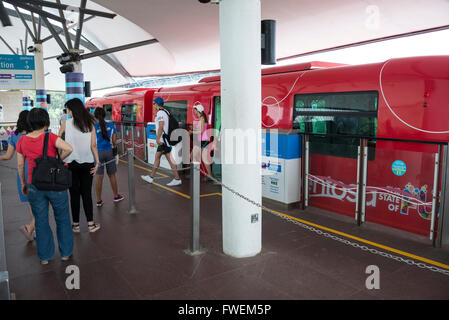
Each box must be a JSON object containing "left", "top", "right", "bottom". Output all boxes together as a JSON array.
[
  {"left": 185, "top": 162, "right": 204, "bottom": 256},
  {"left": 143, "top": 123, "right": 148, "bottom": 162},
  {"left": 0, "top": 183, "right": 11, "bottom": 300},
  {"left": 127, "top": 148, "right": 138, "bottom": 214},
  {"left": 355, "top": 138, "right": 368, "bottom": 226},
  {"left": 120, "top": 123, "right": 125, "bottom": 155}
]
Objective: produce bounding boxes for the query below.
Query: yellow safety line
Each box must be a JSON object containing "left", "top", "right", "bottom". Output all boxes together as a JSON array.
[
  {"left": 121, "top": 160, "right": 449, "bottom": 271},
  {"left": 269, "top": 209, "right": 449, "bottom": 271},
  {"left": 120, "top": 159, "right": 169, "bottom": 178},
  {"left": 200, "top": 193, "right": 222, "bottom": 198}
]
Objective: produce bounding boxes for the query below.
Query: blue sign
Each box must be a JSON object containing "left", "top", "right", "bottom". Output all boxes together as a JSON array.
[
  {"left": 392, "top": 160, "right": 407, "bottom": 176},
  {"left": 0, "top": 54, "right": 35, "bottom": 70}
]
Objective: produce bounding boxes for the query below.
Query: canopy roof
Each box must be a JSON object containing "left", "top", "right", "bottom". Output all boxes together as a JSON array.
[{"left": 1, "top": 0, "right": 448, "bottom": 91}]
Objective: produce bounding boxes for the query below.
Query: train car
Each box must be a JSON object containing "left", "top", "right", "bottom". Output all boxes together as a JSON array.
[
  {"left": 86, "top": 88, "right": 159, "bottom": 159},
  {"left": 153, "top": 56, "right": 449, "bottom": 237}
]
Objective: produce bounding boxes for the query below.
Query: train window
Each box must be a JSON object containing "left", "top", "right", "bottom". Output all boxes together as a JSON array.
[
  {"left": 103, "top": 104, "right": 113, "bottom": 121},
  {"left": 293, "top": 91, "right": 378, "bottom": 158},
  {"left": 121, "top": 104, "right": 137, "bottom": 122},
  {"left": 163, "top": 100, "right": 188, "bottom": 128}
]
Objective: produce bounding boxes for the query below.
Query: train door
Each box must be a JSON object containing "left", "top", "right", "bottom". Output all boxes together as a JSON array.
[{"left": 121, "top": 103, "right": 137, "bottom": 151}]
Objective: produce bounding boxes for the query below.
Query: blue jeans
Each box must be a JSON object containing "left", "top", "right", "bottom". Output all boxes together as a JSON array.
[{"left": 27, "top": 184, "right": 74, "bottom": 261}]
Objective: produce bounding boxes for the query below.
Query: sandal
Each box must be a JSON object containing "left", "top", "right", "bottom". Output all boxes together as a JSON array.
[
  {"left": 72, "top": 224, "right": 80, "bottom": 233},
  {"left": 19, "top": 225, "right": 34, "bottom": 242},
  {"left": 88, "top": 222, "right": 101, "bottom": 233}
]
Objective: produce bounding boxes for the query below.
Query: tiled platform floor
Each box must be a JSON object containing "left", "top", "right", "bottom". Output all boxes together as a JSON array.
[{"left": 1, "top": 156, "right": 449, "bottom": 300}]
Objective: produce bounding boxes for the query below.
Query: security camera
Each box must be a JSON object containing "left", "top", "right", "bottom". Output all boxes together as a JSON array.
[
  {"left": 60, "top": 63, "right": 74, "bottom": 74},
  {"left": 27, "top": 46, "right": 36, "bottom": 53}
]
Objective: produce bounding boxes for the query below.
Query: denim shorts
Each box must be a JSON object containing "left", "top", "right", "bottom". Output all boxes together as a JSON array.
[{"left": 97, "top": 149, "right": 117, "bottom": 175}]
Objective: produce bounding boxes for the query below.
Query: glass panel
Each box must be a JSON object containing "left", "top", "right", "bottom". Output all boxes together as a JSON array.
[
  {"left": 308, "top": 140, "right": 358, "bottom": 217},
  {"left": 121, "top": 104, "right": 137, "bottom": 122},
  {"left": 103, "top": 104, "right": 113, "bottom": 121},
  {"left": 164, "top": 100, "right": 187, "bottom": 128},
  {"left": 365, "top": 141, "right": 436, "bottom": 236},
  {"left": 293, "top": 91, "right": 378, "bottom": 158}
]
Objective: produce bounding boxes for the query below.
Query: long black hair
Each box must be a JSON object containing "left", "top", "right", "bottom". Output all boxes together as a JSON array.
[
  {"left": 15, "top": 110, "right": 31, "bottom": 135},
  {"left": 65, "top": 98, "right": 95, "bottom": 133},
  {"left": 199, "top": 111, "right": 208, "bottom": 125},
  {"left": 94, "top": 107, "right": 109, "bottom": 141}
]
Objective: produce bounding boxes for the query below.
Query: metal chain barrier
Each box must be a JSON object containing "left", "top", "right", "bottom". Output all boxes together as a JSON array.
[{"left": 195, "top": 166, "right": 449, "bottom": 277}]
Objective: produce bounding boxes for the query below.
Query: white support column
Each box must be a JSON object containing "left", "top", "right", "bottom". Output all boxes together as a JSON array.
[
  {"left": 34, "top": 43, "right": 45, "bottom": 92},
  {"left": 34, "top": 43, "right": 47, "bottom": 109},
  {"left": 219, "top": 0, "right": 262, "bottom": 258}
]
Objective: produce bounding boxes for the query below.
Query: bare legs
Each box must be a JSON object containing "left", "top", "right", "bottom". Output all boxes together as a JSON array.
[{"left": 96, "top": 173, "right": 119, "bottom": 201}]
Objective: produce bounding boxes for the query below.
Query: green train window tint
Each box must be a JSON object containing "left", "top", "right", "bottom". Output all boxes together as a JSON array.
[
  {"left": 293, "top": 91, "right": 378, "bottom": 158},
  {"left": 163, "top": 100, "right": 188, "bottom": 127}
]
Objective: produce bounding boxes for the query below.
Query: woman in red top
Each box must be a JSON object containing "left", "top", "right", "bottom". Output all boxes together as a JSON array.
[{"left": 16, "top": 108, "right": 74, "bottom": 265}]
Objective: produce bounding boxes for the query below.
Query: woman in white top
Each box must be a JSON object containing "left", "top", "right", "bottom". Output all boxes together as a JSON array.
[{"left": 59, "top": 98, "right": 101, "bottom": 233}]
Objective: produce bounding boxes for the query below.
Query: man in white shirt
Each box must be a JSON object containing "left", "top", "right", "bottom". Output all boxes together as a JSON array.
[{"left": 141, "top": 97, "right": 181, "bottom": 186}]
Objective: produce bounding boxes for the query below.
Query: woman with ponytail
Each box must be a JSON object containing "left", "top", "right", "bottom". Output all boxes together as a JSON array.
[
  {"left": 93, "top": 107, "right": 123, "bottom": 207},
  {"left": 59, "top": 98, "right": 101, "bottom": 233}
]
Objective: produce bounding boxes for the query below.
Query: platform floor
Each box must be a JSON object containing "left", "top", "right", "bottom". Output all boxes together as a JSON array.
[{"left": 1, "top": 156, "right": 449, "bottom": 300}]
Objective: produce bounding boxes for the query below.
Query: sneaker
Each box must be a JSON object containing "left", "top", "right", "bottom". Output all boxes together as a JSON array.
[
  {"left": 113, "top": 194, "right": 124, "bottom": 202},
  {"left": 166, "top": 179, "right": 182, "bottom": 186},
  {"left": 88, "top": 223, "right": 101, "bottom": 233},
  {"left": 141, "top": 175, "right": 154, "bottom": 184},
  {"left": 61, "top": 255, "right": 72, "bottom": 261},
  {"left": 40, "top": 260, "right": 49, "bottom": 265},
  {"left": 96, "top": 200, "right": 104, "bottom": 207}
]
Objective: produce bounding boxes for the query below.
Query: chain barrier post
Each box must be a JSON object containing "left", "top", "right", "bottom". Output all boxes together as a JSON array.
[
  {"left": 437, "top": 144, "right": 449, "bottom": 248},
  {"left": 430, "top": 145, "right": 442, "bottom": 244},
  {"left": 0, "top": 183, "right": 11, "bottom": 300},
  {"left": 355, "top": 138, "right": 368, "bottom": 226},
  {"left": 186, "top": 162, "right": 202, "bottom": 255},
  {"left": 304, "top": 134, "right": 310, "bottom": 208},
  {"left": 143, "top": 123, "right": 148, "bottom": 162},
  {"left": 127, "top": 148, "right": 138, "bottom": 214},
  {"left": 120, "top": 123, "right": 125, "bottom": 156},
  {"left": 300, "top": 134, "right": 309, "bottom": 210}
]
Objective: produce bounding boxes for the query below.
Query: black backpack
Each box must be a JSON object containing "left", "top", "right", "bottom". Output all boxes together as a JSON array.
[
  {"left": 162, "top": 109, "right": 181, "bottom": 146},
  {"left": 32, "top": 133, "right": 72, "bottom": 191}
]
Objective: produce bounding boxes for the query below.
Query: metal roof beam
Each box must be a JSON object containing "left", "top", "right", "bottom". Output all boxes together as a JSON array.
[
  {"left": 74, "top": 0, "right": 87, "bottom": 49},
  {"left": 3, "top": 0, "right": 67, "bottom": 24},
  {"left": 55, "top": 0, "right": 72, "bottom": 50},
  {"left": 80, "top": 39, "right": 159, "bottom": 60},
  {"left": 0, "top": 1, "right": 12, "bottom": 27},
  {"left": 12, "top": 5, "right": 37, "bottom": 42},
  {"left": 0, "top": 36, "right": 17, "bottom": 55},
  {"left": 20, "top": 0, "right": 116, "bottom": 19},
  {"left": 40, "top": 15, "right": 69, "bottom": 53}
]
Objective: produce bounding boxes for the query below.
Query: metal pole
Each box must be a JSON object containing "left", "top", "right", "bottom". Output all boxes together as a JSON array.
[
  {"left": 355, "top": 138, "right": 368, "bottom": 225},
  {"left": 430, "top": 146, "right": 441, "bottom": 244},
  {"left": 187, "top": 162, "right": 202, "bottom": 255},
  {"left": 0, "top": 183, "right": 11, "bottom": 300},
  {"left": 437, "top": 144, "right": 449, "bottom": 247},
  {"left": 304, "top": 136, "right": 310, "bottom": 208},
  {"left": 143, "top": 123, "right": 148, "bottom": 162},
  {"left": 361, "top": 140, "right": 368, "bottom": 223},
  {"left": 127, "top": 149, "right": 138, "bottom": 214},
  {"left": 120, "top": 124, "right": 124, "bottom": 155}
]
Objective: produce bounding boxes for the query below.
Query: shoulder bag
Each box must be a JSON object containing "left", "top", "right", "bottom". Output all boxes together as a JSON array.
[{"left": 32, "top": 133, "right": 72, "bottom": 191}]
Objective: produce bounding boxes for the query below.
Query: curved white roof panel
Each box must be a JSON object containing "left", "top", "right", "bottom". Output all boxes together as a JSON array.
[{"left": 0, "top": 0, "right": 448, "bottom": 91}]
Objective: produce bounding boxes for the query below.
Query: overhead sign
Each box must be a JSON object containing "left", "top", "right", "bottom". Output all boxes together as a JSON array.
[{"left": 0, "top": 54, "right": 36, "bottom": 90}]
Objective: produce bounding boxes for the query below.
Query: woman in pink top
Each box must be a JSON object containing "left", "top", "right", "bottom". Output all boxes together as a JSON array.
[{"left": 191, "top": 104, "right": 212, "bottom": 177}]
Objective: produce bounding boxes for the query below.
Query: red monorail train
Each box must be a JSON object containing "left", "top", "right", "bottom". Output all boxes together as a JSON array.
[{"left": 86, "top": 56, "right": 449, "bottom": 237}]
